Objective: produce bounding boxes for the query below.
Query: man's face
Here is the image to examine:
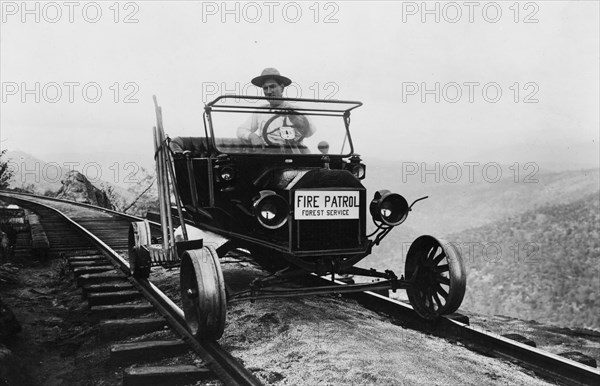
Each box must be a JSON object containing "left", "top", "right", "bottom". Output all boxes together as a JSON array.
[{"left": 262, "top": 79, "right": 284, "bottom": 106}]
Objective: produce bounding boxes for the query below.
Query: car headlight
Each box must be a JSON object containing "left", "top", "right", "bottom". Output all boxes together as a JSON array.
[
  {"left": 349, "top": 163, "right": 366, "bottom": 179},
  {"left": 215, "top": 154, "right": 236, "bottom": 183},
  {"left": 253, "top": 190, "right": 289, "bottom": 229},
  {"left": 369, "top": 190, "right": 409, "bottom": 226},
  {"left": 219, "top": 165, "right": 235, "bottom": 182},
  {"left": 346, "top": 155, "right": 366, "bottom": 179}
]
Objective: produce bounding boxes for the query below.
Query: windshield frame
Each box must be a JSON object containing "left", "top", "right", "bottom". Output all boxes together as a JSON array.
[{"left": 203, "top": 95, "right": 363, "bottom": 157}]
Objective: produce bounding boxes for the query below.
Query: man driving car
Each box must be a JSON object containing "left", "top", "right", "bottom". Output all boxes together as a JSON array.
[{"left": 237, "top": 68, "right": 315, "bottom": 146}]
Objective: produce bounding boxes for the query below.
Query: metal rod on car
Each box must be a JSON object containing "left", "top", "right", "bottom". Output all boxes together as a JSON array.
[
  {"left": 161, "top": 126, "right": 176, "bottom": 254},
  {"left": 228, "top": 280, "right": 404, "bottom": 302},
  {"left": 155, "top": 105, "right": 176, "bottom": 256},
  {"left": 153, "top": 96, "right": 171, "bottom": 253},
  {"left": 161, "top": 145, "right": 171, "bottom": 251},
  {"left": 165, "top": 142, "right": 188, "bottom": 241},
  {"left": 153, "top": 126, "right": 169, "bottom": 252}
]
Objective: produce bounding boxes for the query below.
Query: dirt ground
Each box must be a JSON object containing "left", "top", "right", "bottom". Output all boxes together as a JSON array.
[
  {"left": 0, "top": 254, "right": 117, "bottom": 385},
  {"left": 0, "top": 252, "right": 213, "bottom": 386}
]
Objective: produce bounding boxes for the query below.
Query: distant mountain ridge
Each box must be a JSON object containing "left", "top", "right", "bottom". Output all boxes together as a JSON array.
[
  {"left": 362, "top": 161, "right": 599, "bottom": 236},
  {"left": 3, "top": 150, "right": 152, "bottom": 203},
  {"left": 4, "top": 150, "right": 68, "bottom": 193},
  {"left": 37, "top": 151, "right": 154, "bottom": 187},
  {"left": 5, "top": 150, "right": 153, "bottom": 191}
]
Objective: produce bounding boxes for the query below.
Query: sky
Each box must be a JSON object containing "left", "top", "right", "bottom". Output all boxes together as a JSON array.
[{"left": 1, "top": 0, "right": 599, "bottom": 173}]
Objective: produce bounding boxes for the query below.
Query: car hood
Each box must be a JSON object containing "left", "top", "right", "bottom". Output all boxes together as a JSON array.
[{"left": 253, "top": 167, "right": 364, "bottom": 191}]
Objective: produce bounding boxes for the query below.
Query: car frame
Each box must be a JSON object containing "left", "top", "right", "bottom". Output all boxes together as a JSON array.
[{"left": 128, "top": 95, "right": 467, "bottom": 339}]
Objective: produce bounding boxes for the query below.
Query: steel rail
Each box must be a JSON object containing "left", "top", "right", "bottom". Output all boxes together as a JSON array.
[
  {"left": 0, "top": 191, "right": 262, "bottom": 386},
  {"left": 0, "top": 190, "right": 165, "bottom": 234}
]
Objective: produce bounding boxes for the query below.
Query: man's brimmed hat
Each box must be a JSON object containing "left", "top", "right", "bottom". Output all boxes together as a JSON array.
[{"left": 251, "top": 68, "right": 292, "bottom": 87}]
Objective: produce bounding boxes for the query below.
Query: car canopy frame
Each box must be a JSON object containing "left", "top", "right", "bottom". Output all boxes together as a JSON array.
[{"left": 203, "top": 95, "right": 363, "bottom": 156}]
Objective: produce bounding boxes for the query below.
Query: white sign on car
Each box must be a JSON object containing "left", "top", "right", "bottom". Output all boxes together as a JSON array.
[{"left": 294, "top": 190, "right": 360, "bottom": 220}]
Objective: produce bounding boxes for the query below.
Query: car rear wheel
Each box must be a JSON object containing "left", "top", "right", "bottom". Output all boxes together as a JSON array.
[
  {"left": 180, "top": 246, "right": 226, "bottom": 340},
  {"left": 128, "top": 221, "right": 151, "bottom": 279},
  {"left": 405, "top": 235, "right": 466, "bottom": 320}
]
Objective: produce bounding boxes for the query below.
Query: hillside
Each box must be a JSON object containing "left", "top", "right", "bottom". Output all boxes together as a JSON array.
[
  {"left": 54, "top": 171, "right": 113, "bottom": 209},
  {"left": 449, "top": 192, "right": 599, "bottom": 329},
  {"left": 357, "top": 173, "right": 599, "bottom": 330}
]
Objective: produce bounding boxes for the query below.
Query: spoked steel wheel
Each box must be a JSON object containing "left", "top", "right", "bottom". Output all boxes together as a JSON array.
[
  {"left": 405, "top": 235, "right": 466, "bottom": 320},
  {"left": 180, "top": 246, "right": 226, "bottom": 340},
  {"left": 128, "top": 221, "right": 152, "bottom": 279}
]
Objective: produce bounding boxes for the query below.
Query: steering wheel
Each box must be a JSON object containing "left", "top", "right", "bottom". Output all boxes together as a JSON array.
[{"left": 262, "top": 112, "right": 309, "bottom": 147}]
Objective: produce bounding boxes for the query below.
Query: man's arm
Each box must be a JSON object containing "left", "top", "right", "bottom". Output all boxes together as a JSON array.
[
  {"left": 237, "top": 114, "right": 264, "bottom": 145},
  {"left": 237, "top": 114, "right": 256, "bottom": 140}
]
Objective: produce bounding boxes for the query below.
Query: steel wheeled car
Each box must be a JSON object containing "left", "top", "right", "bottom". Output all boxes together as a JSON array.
[{"left": 128, "top": 95, "right": 467, "bottom": 339}]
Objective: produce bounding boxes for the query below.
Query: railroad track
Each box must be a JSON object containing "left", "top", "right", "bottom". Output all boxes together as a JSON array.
[
  {"left": 1, "top": 190, "right": 599, "bottom": 386},
  {"left": 0, "top": 191, "right": 261, "bottom": 386}
]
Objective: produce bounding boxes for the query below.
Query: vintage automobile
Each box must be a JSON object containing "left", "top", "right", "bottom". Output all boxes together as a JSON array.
[{"left": 128, "top": 95, "right": 467, "bottom": 340}]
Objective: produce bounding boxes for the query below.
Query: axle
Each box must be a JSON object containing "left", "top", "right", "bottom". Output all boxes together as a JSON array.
[{"left": 229, "top": 277, "right": 414, "bottom": 303}]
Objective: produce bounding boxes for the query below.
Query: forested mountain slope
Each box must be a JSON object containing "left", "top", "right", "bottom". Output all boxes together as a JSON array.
[{"left": 449, "top": 192, "right": 599, "bottom": 329}]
